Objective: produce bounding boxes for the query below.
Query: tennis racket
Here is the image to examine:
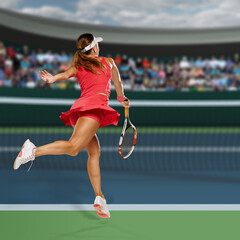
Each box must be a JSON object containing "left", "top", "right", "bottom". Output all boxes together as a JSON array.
[{"left": 118, "top": 100, "right": 137, "bottom": 159}]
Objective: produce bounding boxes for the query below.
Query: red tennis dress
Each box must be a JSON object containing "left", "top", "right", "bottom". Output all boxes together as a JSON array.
[{"left": 60, "top": 57, "right": 120, "bottom": 128}]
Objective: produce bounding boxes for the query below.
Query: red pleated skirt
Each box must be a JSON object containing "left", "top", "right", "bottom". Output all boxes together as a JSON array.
[{"left": 60, "top": 94, "right": 120, "bottom": 128}]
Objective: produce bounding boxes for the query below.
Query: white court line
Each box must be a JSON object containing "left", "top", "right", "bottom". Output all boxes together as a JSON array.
[
  {"left": 1, "top": 97, "right": 240, "bottom": 107},
  {"left": 1, "top": 146, "right": 240, "bottom": 153},
  {"left": 1, "top": 204, "right": 240, "bottom": 211}
]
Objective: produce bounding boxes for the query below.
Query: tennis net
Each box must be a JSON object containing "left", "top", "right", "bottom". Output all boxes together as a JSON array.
[{"left": 1, "top": 126, "right": 240, "bottom": 171}]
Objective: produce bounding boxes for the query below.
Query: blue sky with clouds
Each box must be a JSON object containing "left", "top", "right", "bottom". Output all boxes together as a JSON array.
[{"left": 1, "top": 0, "right": 240, "bottom": 29}]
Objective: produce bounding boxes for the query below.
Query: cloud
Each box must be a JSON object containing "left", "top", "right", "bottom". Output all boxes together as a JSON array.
[
  {"left": 11, "top": 0, "right": 240, "bottom": 29},
  {"left": 75, "top": 0, "right": 219, "bottom": 13},
  {"left": 19, "top": 5, "right": 101, "bottom": 24},
  {"left": 21, "top": 6, "right": 75, "bottom": 21},
  {"left": 0, "top": 0, "right": 21, "bottom": 9}
]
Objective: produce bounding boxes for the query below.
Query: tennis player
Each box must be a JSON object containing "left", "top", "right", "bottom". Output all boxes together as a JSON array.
[{"left": 13, "top": 33, "right": 130, "bottom": 218}]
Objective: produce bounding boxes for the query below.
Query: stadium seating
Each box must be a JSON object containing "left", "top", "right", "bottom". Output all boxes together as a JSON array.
[{"left": 0, "top": 41, "right": 239, "bottom": 91}]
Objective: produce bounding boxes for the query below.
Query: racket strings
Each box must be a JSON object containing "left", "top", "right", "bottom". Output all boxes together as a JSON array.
[{"left": 122, "top": 127, "right": 134, "bottom": 156}]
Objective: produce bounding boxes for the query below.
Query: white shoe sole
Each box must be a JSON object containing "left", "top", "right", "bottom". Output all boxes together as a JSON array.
[
  {"left": 93, "top": 204, "right": 110, "bottom": 218},
  {"left": 13, "top": 139, "right": 29, "bottom": 170}
]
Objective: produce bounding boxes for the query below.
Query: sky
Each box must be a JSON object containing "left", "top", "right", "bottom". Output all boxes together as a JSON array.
[{"left": 1, "top": 0, "right": 240, "bottom": 29}]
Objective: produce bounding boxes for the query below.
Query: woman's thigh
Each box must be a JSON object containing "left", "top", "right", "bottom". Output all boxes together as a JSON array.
[{"left": 69, "top": 116, "right": 100, "bottom": 152}]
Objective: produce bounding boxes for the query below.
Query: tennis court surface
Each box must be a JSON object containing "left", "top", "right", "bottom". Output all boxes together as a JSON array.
[
  {"left": 1, "top": 211, "right": 240, "bottom": 240},
  {"left": 1, "top": 126, "right": 240, "bottom": 239}
]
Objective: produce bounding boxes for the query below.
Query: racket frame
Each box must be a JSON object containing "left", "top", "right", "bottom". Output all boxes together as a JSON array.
[{"left": 118, "top": 106, "right": 137, "bottom": 159}]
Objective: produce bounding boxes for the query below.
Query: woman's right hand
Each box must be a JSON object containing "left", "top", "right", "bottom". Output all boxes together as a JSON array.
[
  {"left": 121, "top": 98, "right": 130, "bottom": 108},
  {"left": 39, "top": 70, "right": 55, "bottom": 84}
]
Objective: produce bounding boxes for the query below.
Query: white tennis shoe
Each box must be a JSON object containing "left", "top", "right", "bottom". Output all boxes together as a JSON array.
[
  {"left": 93, "top": 196, "right": 110, "bottom": 218},
  {"left": 13, "top": 139, "right": 36, "bottom": 170}
]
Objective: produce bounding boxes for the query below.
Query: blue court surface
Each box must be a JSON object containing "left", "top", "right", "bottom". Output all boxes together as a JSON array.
[{"left": 1, "top": 168, "right": 240, "bottom": 204}]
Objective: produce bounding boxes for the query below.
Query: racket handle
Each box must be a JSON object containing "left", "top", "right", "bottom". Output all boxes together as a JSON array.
[{"left": 125, "top": 107, "right": 129, "bottom": 118}]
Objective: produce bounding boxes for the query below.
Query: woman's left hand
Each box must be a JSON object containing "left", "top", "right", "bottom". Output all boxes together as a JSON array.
[{"left": 39, "top": 70, "right": 55, "bottom": 84}]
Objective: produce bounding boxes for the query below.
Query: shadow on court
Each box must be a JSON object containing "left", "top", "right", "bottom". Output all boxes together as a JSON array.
[{"left": 54, "top": 212, "right": 146, "bottom": 240}]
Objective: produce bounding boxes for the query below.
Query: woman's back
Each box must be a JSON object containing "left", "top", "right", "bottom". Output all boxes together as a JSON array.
[{"left": 77, "top": 57, "right": 112, "bottom": 98}]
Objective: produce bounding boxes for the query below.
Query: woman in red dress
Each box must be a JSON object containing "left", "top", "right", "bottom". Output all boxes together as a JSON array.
[{"left": 13, "top": 33, "right": 129, "bottom": 218}]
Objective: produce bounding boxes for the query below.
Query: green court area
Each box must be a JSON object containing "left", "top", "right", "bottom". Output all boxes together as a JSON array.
[
  {"left": 0, "top": 211, "right": 239, "bottom": 240},
  {"left": 1, "top": 127, "right": 240, "bottom": 134}
]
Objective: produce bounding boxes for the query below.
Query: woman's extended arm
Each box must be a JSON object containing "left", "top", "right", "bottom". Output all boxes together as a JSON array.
[
  {"left": 109, "top": 58, "right": 125, "bottom": 97},
  {"left": 39, "top": 66, "right": 77, "bottom": 84},
  {"left": 109, "top": 58, "right": 130, "bottom": 107}
]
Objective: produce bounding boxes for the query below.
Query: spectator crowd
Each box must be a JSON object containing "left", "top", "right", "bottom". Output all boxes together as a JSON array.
[{"left": 1, "top": 41, "right": 240, "bottom": 92}]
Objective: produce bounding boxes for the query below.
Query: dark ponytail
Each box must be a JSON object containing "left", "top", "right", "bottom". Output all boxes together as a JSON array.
[{"left": 72, "top": 33, "right": 105, "bottom": 74}]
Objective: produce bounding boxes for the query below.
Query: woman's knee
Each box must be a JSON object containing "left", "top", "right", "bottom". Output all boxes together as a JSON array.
[
  {"left": 68, "top": 141, "right": 80, "bottom": 156},
  {"left": 88, "top": 149, "right": 101, "bottom": 159}
]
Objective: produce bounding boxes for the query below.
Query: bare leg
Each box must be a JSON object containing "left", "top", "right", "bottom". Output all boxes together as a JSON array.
[
  {"left": 35, "top": 117, "right": 100, "bottom": 157},
  {"left": 85, "top": 134, "right": 104, "bottom": 198}
]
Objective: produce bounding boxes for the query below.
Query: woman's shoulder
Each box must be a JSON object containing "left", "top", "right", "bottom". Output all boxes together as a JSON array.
[
  {"left": 66, "top": 65, "right": 79, "bottom": 77},
  {"left": 102, "top": 57, "right": 113, "bottom": 69}
]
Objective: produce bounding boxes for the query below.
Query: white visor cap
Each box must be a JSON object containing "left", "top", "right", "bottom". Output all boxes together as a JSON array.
[{"left": 81, "top": 36, "right": 103, "bottom": 53}]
